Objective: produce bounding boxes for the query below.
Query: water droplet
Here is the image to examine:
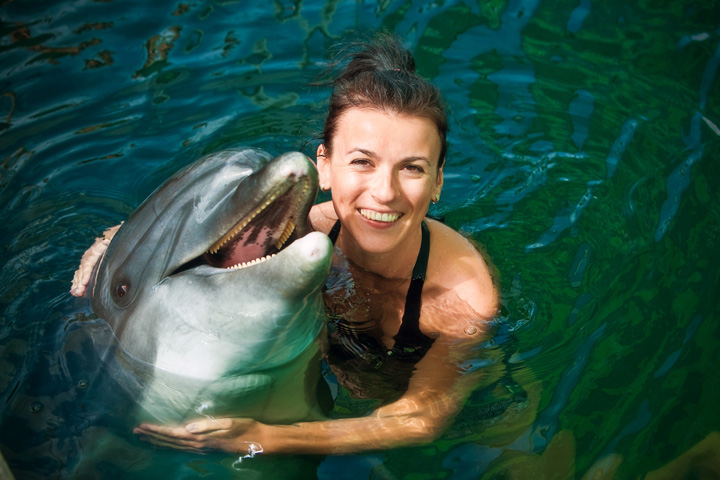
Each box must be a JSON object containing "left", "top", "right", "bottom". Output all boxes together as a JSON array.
[
  {"left": 464, "top": 326, "right": 478, "bottom": 335},
  {"left": 30, "top": 402, "right": 43, "bottom": 413},
  {"left": 77, "top": 380, "right": 88, "bottom": 389}
]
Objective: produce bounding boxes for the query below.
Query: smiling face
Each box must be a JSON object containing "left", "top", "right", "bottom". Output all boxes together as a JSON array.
[{"left": 317, "top": 107, "right": 443, "bottom": 259}]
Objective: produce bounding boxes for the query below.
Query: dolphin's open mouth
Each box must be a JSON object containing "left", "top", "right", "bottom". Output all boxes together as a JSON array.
[{"left": 202, "top": 177, "right": 312, "bottom": 270}]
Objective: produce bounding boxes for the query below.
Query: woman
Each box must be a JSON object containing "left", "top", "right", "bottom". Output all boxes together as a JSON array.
[{"left": 71, "top": 35, "right": 499, "bottom": 456}]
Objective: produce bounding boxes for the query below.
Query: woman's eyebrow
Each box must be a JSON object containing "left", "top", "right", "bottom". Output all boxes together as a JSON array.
[
  {"left": 347, "top": 148, "right": 431, "bottom": 164},
  {"left": 346, "top": 147, "right": 377, "bottom": 157}
]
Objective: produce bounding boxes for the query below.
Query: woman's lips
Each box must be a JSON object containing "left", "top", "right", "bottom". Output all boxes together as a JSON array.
[{"left": 359, "top": 209, "right": 401, "bottom": 223}]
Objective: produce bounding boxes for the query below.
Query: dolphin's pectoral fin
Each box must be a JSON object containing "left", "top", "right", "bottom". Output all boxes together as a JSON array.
[{"left": 203, "top": 177, "right": 310, "bottom": 270}]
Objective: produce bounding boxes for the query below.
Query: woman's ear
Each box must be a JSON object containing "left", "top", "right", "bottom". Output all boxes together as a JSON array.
[
  {"left": 317, "top": 144, "right": 330, "bottom": 191},
  {"left": 432, "top": 163, "right": 444, "bottom": 202}
]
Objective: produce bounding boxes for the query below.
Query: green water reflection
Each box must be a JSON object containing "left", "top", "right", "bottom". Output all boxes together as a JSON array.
[{"left": 0, "top": 0, "right": 718, "bottom": 478}]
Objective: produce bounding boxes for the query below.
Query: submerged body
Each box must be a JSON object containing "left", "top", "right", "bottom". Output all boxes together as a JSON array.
[{"left": 90, "top": 148, "right": 333, "bottom": 425}]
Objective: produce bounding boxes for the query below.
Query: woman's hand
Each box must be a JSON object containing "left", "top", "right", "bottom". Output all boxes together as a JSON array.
[
  {"left": 133, "top": 418, "right": 265, "bottom": 456},
  {"left": 70, "top": 224, "right": 121, "bottom": 297}
]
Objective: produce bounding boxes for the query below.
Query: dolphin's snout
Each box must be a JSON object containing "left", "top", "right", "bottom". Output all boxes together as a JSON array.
[
  {"left": 276, "top": 152, "right": 315, "bottom": 181},
  {"left": 297, "top": 232, "right": 333, "bottom": 260}
]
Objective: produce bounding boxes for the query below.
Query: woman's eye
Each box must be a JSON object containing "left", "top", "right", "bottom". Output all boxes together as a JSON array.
[
  {"left": 350, "top": 158, "right": 371, "bottom": 166},
  {"left": 404, "top": 164, "right": 425, "bottom": 173}
]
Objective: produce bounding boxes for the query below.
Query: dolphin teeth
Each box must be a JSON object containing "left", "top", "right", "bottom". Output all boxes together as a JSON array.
[
  {"left": 206, "top": 185, "right": 286, "bottom": 255},
  {"left": 227, "top": 253, "right": 277, "bottom": 271},
  {"left": 275, "top": 220, "right": 295, "bottom": 250}
]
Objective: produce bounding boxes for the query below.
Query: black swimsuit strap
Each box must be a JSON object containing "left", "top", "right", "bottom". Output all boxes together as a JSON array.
[
  {"left": 392, "top": 220, "right": 432, "bottom": 354},
  {"left": 326, "top": 220, "right": 434, "bottom": 355},
  {"left": 328, "top": 219, "right": 342, "bottom": 244}
]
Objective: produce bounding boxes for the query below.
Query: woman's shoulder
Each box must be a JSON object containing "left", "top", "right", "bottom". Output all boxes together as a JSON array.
[
  {"left": 309, "top": 202, "right": 337, "bottom": 234},
  {"left": 425, "top": 218, "right": 490, "bottom": 268},
  {"left": 424, "top": 218, "right": 499, "bottom": 325}
]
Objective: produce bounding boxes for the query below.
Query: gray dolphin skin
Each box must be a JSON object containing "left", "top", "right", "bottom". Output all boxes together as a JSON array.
[{"left": 90, "top": 148, "right": 333, "bottom": 426}]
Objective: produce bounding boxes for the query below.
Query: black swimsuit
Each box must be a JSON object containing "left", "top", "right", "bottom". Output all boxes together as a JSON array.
[{"left": 324, "top": 220, "right": 435, "bottom": 401}]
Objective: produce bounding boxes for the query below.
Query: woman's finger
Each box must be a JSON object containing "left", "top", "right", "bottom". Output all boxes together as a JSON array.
[
  {"left": 136, "top": 433, "right": 209, "bottom": 454},
  {"left": 185, "top": 417, "right": 234, "bottom": 434},
  {"left": 134, "top": 424, "right": 197, "bottom": 440}
]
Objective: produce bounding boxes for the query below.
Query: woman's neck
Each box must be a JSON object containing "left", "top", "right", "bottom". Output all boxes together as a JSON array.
[
  {"left": 309, "top": 202, "right": 423, "bottom": 281},
  {"left": 337, "top": 227, "right": 422, "bottom": 282}
]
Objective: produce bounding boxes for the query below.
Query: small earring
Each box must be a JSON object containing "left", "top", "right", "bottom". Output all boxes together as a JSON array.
[{"left": 432, "top": 193, "right": 440, "bottom": 204}]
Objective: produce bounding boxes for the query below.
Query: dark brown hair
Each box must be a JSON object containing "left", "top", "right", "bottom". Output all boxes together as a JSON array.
[{"left": 321, "top": 34, "right": 448, "bottom": 168}]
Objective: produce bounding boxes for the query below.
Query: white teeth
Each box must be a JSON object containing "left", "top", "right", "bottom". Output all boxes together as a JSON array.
[
  {"left": 275, "top": 221, "right": 295, "bottom": 249},
  {"left": 359, "top": 209, "right": 400, "bottom": 223},
  {"left": 228, "top": 253, "right": 277, "bottom": 270}
]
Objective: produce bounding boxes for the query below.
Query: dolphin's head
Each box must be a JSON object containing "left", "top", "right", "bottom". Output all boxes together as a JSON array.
[{"left": 90, "top": 149, "right": 332, "bottom": 377}]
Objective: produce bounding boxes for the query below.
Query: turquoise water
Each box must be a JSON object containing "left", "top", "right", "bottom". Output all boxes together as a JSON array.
[{"left": 1, "top": 0, "right": 718, "bottom": 478}]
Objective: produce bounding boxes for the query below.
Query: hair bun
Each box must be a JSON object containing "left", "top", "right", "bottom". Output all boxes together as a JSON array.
[{"left": 341, "top": 34, "right": 416, "bottom": 79}]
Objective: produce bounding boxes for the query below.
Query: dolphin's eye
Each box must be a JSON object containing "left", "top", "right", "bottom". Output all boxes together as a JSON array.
[{"left": 112, "top": 279, "right": 131, "bottom": 306}]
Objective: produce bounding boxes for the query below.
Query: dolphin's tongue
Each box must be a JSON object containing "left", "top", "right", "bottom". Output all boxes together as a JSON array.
[
  {"left": 229, "top": 226, "right": 275, "bottom": 265},
  {"left": 208, "top": 224, "right": 276, "bottom": 268}
]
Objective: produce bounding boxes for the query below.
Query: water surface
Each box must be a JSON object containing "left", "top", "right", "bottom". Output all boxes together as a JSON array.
[{"left": 1, "top": 0, "right": 718, "bottom": 478}]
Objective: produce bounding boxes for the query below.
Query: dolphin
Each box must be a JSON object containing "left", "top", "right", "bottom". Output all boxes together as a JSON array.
[{"left": 89, "top": 148, "right": 333, "bottom": 426}]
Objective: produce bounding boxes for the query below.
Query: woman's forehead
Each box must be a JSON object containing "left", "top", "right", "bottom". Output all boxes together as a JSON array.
[{"left": 333, "top": 108, "right": 442, "bottom": 158}]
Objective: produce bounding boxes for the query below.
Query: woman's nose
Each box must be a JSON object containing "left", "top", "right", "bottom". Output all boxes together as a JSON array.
[{"left": 370, "top": 170, "right": 398, "bottom": 203}]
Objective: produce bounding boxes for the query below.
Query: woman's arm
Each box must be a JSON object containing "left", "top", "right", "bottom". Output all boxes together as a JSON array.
[
  {"left": 133, "top": 330, "right": 487, "bottom": 455},
  {"left": 133, "top": 276, "right": 497, "bottom": 457},
  {"left": 70, "top": 223, "right": 121, "bottom": 297}
]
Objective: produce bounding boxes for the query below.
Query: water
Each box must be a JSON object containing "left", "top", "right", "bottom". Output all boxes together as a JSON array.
[{"left": 1, "top": 0, "right": 718, "bottom": 478}]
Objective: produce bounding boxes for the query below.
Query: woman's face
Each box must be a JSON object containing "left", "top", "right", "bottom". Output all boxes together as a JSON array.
[{"left": 317, "top": 107, "right": 443, "bottom": 256}]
